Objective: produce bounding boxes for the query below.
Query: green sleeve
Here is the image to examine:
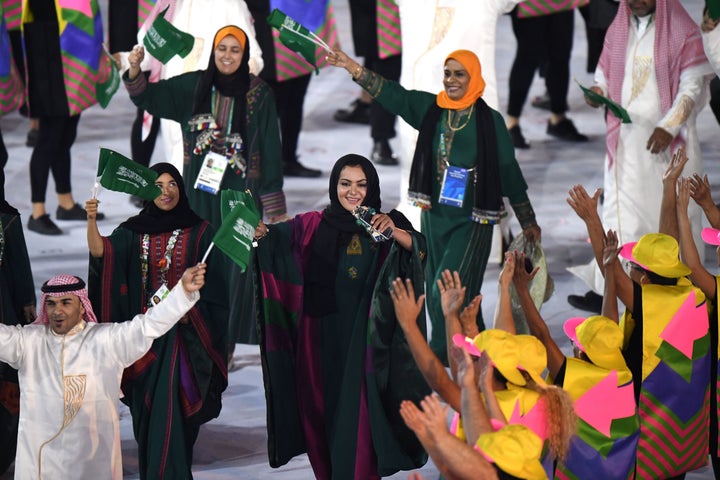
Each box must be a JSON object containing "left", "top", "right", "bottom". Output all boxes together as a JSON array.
[
  {"left": 354, "top": 69, "right": 435, "bottom": 130},
  {"left": 123, "top": 70, "right": 199, "bottom": 124},
  {"left": 251, "top": 81, "right": 286, "bottom": 218}
]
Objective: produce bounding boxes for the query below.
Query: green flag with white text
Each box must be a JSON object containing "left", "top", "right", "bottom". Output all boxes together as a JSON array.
[
  {"left": 214, "top": 191, "right": 261, "bottom": 271},
  {"left": 96, "top": 148, "right": 162, "bottom": 200},
  {"left": 267, "top": 8, "right": 328, "bottom": 73},
  {"left": 143, "top": 6, "right": 195, "bottom": 64},
  {"left": 96, "top": 49, "right": 120, "bottom": 108}
]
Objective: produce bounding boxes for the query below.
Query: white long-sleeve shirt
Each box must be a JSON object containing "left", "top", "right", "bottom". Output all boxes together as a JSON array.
[{"left": 0, "top": 284, "right": 199, "bottom": 480}]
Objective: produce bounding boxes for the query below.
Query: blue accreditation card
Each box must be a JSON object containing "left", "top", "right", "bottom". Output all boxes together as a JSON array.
[{"left": 438, "top": 165, "right": 469, "bottom": 207}]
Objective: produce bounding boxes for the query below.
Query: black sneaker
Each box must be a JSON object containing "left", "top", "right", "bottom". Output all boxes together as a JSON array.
[
  {"left": 27, "top": 214, "right": 62, "bottom": 235},
  {"left": 56, "top": 203, "right": 105, "bottom": 221},
  {"left": 547, "top": 118, "right": 588, "bottom": 142},
  {"left": 567, "top": 290, "right": 603, "bottom": 313},
  {"left": 283, "top": 161, "right": 322, "bottom": 178},
  {"left": 508, "top": 125, "right": 529, "bottom": 149},
  {"left": 333, "top": 99, "right": 371, "bottom": 124},
  {"left": 371, "top": 139, "right": 398, "bottom": 165}
]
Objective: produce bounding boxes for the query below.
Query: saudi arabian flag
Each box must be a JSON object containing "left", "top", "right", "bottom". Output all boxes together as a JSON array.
[
  {"left": 267, "top": 8, "right": 330, "bottom": 74},
  {"left": 213, "top": 190, "right": 261, "bottom": 272},
  {"left": 143, "top": 6, "right": 194, "bottom": 64},
  {"left": 96, "top": 47, "right": 120, "bottom": 108},
  {"left": 94, "top": 148, "right": 162, "bottom": 200}
]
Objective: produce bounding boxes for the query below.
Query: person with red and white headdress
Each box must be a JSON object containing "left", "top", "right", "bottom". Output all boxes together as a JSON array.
[
  {"left": 0, "top": 265, "right": 205, "bottom": 479},
  {"left": 569, "top": 0, "right": 715, "bottom": 312}
]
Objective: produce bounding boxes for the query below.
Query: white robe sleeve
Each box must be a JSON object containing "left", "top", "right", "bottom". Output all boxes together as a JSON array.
[
  {"left": 107, "top": 283, "right": 199, "bottom": 367},
  {"left": 0, "top": 324, "right": 24, "bottom": 368},
  {"left": 703, "top": 26, "right": 720, "bottom": 77},
  {"left": 658, "top": 64, "right": 710, "bottom": 138}
]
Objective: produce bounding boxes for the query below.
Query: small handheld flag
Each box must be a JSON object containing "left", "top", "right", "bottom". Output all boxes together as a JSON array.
[
  {"left": 207, "top": 190, "right": 261, "bottom": 272},
  {"left": 96, "top": 46, "right": 120, "bottom": 109},
  {"left": 143, "top": 6, "right": 195, "bottom": 64},
  {"left": 267, "top": 8, "right": 331, "bottom": 73},
  {"left": 577, "top": 81, "right": 631, "bottom": 124},
  {"left": 93, "top": 148, "right": 162, "bottom": 200}
]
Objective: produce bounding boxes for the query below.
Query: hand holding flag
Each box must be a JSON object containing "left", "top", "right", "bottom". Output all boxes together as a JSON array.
[{"left": 577, "top": 80, "right": 631, "bottom": 124}]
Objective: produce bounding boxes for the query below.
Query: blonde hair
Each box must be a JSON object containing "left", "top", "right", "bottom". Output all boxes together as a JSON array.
[{"left": 521, "top": 372, "right": 576, "bottom": 461}]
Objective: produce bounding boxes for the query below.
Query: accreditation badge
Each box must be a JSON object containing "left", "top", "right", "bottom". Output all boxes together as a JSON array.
[
  {"left": 194, "top": 151, "right": 228, "bottom": 195},
  {"left": 438, "top": 165, "right": 469, "bottom": 207},
  {"left": 150, "top": 283, "right": 170, "bottom": 306}
]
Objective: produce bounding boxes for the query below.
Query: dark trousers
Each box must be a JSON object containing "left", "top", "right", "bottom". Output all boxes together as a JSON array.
[
  {"left": 264, "top": 73, "right": 312, "bottom": 165},
  {"left": 29, "top": 115, "right": 80, "bottom": 203},
  {"left": 130, "top": 107, "right": 161, "bottom": 168},
  {"left": 508, "top": 9, "right": 574, "bottom": 117},
  {"left": 365, "top": 54, "right": 400, "bottom": 141}
]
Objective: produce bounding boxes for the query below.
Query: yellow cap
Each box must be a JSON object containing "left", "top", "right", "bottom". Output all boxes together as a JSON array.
[{"left": 476, "top": 424, "right": 546, "bottom": 480}]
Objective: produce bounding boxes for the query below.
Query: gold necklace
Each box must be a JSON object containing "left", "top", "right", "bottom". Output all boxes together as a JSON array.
[{"left": 446, "top": 104, "right": 474, "bottom": 132}]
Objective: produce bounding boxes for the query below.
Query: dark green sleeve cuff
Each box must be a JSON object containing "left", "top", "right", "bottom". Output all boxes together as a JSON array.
[
  {"left": 353, "top": 68, "right": 385, "bottom": 98},
  {"left": 511, "top": 200, "right": 538, "bottom": 229}
]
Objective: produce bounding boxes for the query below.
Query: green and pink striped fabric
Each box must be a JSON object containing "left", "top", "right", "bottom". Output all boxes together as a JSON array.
[
  {"left": 137, "top": 0, "right": 157, "bottom": 29},
  {"left": 1, "top": 0, "right": 21, "bottom": 30},
  {"left": 271, "top": 2, "right": 338, "bottom": 82},
  {"left": 517, "top": 0, "right": 589, "bottom": 18},
  {"left": 0, "top": 1, "right": 23, "bottom": 114},
  {"left": 376, "top": 0, "right": 400, "bottom": 59}
]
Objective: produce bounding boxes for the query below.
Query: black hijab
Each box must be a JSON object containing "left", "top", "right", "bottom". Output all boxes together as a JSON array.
[
  {"left": 305, "top": 154, "right": 412, "bottom": 317},
  {"left": 192, "top": 26, "right": 250, "bottom": 144},
  {"left": 119, "top": 163, "right": 203, "bottom": 234}
]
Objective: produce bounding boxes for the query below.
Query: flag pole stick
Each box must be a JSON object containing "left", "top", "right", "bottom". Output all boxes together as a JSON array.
[
  {"left": 201, "top": 243, "right": 215, "bottom": 264},
  {"left": 282, "top": 26, "right": 331, "bottom": 52}
]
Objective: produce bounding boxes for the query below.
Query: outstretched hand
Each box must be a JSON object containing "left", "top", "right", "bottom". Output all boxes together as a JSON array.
[
  {"left": 662, "top": 146, "right": 688, "bottom": 187},
  {"left": 180, "top": 263, "right": 207, "bottom": 297},
  {"left": 677, "top": 177, "right": 692, "bottom": 215},
  {"left": 601, "top": 229, "right": 620, "bottom": 270},
  {"left": 647, "top": 127, "right": 673, "bottom": 154},
  {"left": 688, "top": 174, "right": 714, "bottom": 208},
  {"left": 567, "top": 184, "right": 601, "bottom": 224},
  {"left": 437, "top": 270, "right": 466, "bottom": 318},
  {"left": 512, "top": 251, "right": 538, "bottom": 290},
  {"left": 391, "top": 278, "right": 426, "bottom": 331}
]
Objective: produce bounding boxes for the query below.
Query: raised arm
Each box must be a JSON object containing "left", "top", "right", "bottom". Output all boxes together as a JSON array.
[
  {"left": 601, "top": 230, "right": 621, "bottom": 322},
  {"left": 111, "top": 264, "right": 205, "bottom": 366},
  {"left": 567, "top": 184, "right": 633, "bottom": 307},
  {"left": 391, "top": 278, "right": 461, "bottom": 411},
  {"left": 437, "top": 270, "right": 467, "bottom": 380},
  {"left": 677, "top": 178, "right": 716, "bottom": 299},
  {"left": 399, "top": 395, "right": 499, "bottom": 480},
  {"left": 493, "top": 252, "right": 516, "bottom": 334},
  {"left": 453, "top": 346, "right": 493, "bottom": 445},
  {"left": 658, "top": 147, "right": 689, "bottom": 238},
  {"left": 85, "top": 198, "right": 104, "bottom": 258},
  {"left": 511, "top": 251, "right": 564, "bottom": 378}
]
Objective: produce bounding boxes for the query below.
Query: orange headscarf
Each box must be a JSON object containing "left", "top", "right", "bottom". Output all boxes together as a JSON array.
[
  {"left": 213, "top": 25, "right": 247, "bottom": 52},
  {"left": 436, "top": 50, "right": 486, "bottom": 110}
]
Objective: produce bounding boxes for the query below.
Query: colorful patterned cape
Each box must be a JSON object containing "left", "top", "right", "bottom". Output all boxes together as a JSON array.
[
  {"left": 555, "top": 358, "right": 639, "bottom": 480},
  {"left": 21, "top": 0, "right": 103, "bottom": 115},
  {"left": 621, "top": 280, "right": 711, "bottom": 478}
]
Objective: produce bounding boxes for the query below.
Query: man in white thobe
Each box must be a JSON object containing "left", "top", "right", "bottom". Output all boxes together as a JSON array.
[
  {"left": 568, "top": 0, "right": 713, "bottom": 309},
  {"left": 0, "top": 264, "right": 206, "bottom": 479}
]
